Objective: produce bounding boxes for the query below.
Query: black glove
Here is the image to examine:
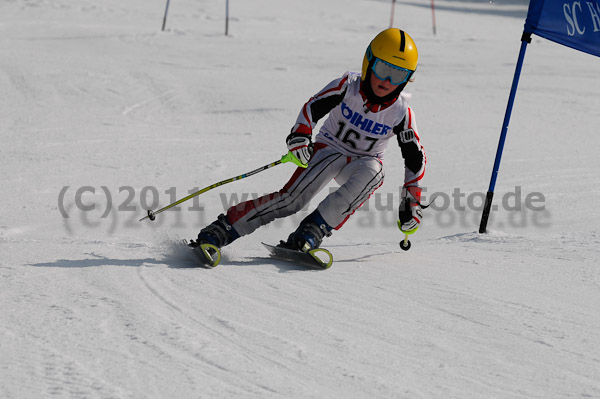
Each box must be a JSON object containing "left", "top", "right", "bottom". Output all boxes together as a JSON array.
[{"left": 398, "top": 186, "right": 423, "bottom": 233}]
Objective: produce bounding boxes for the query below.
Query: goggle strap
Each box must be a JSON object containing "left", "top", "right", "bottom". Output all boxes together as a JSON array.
[{"left": 366, "top": 45, "right": 374, "bottom": 62}]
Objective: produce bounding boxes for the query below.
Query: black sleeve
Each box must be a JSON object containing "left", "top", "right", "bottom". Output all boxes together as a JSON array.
[
  {"left": 393, "top": 115, "right": 425, "bottom": 178},
  {"left": 309, "top": 90, "right": 346, "bottom": 123}
]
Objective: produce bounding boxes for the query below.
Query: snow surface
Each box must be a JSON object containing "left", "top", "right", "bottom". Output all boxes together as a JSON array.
[{"left": 1, "top": 0, "right": 600, "bottom": 398}]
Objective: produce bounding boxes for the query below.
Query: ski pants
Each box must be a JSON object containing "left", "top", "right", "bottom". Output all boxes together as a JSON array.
[{"left": 225, "top": 145, "right": 385, "bottom": 237}]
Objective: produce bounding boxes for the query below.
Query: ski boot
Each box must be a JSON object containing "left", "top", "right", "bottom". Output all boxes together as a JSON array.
[
  {"left": 188, "top": 214, "right": 240, "bottom": 267},
  {"left": 278, "top": 210, "right": 333, "bottom": 253}
]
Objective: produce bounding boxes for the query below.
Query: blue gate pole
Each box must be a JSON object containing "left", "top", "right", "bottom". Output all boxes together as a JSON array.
[
  {"left": 162, "top": 0, "right": 171, "bottom": 31},
  {"left": 225, "top": 0, "right": 229, "bottom": 36},
  {"left": 479, "top": 33, "right": 531, "bottom": 233}
]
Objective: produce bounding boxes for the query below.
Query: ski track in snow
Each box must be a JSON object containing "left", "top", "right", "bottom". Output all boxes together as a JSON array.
[{"left": 2, "top": 0, "right": 600, "bottom": 398}]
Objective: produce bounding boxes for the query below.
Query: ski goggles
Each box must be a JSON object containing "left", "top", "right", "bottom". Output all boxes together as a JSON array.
[{"left": 371, "top": 58, "right": 413, "bottom": 85}]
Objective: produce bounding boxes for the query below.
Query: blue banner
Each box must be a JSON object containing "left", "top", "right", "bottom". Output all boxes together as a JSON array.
[{"left": 524, "top": 0, "right": 600, "bottom": 57}]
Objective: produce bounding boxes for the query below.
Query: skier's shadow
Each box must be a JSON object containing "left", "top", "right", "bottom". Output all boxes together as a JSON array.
[
  {"left": 28, "top": 253, "right": 167, "bottom": 269},
  {"left": 28, "top": 254, "right": 304, "bottom": 271},
  {"left": 29, "top": 251, "right": 327, "bottom": 271}
]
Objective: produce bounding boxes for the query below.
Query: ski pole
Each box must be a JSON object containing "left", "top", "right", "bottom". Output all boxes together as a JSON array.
[
  {"left": 139, "top": 152, "right": 305, "bottom": 222},
  {"left": 396, "top": 194, "right": 437, "bottom": 251}
]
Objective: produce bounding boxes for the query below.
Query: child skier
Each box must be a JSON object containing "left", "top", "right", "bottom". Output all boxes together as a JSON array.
[{"left": 189, "top": 28, "right": 426, "bottom": 255}]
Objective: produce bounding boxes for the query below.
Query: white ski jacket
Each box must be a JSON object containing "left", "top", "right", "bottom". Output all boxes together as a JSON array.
[{"left": 291, "top": 71, "right": 426, "bottom": 187}]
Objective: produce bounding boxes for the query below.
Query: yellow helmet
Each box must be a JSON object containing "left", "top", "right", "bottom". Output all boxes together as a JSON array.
[{"left": 361, "top": 28, "right": 418, "bottom": 82}]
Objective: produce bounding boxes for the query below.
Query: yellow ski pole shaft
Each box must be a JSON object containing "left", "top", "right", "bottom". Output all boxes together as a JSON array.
[{"left": 139, "top": 152, "right": 304, "bottom": 222}]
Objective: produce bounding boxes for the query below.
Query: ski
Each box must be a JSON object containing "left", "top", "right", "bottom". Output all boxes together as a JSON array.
[
  {"left": 262, "top": 242, "right": 333, "bottom": 269},
  {"left": 183, "top": 239, "right": 221, "bottom": 268}
]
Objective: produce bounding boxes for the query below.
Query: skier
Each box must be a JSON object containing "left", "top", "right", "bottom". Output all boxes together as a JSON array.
[{"left": 189, "top": 28, "right": 426, "bottom": 254}]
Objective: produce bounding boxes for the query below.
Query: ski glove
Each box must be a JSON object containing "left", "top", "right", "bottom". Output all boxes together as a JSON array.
[
  {"left": 286, "top": 133, "right": 313, "bottom": 166},
  {"left": 398, "top": 186, "right": 423, "bottom": 234}
]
